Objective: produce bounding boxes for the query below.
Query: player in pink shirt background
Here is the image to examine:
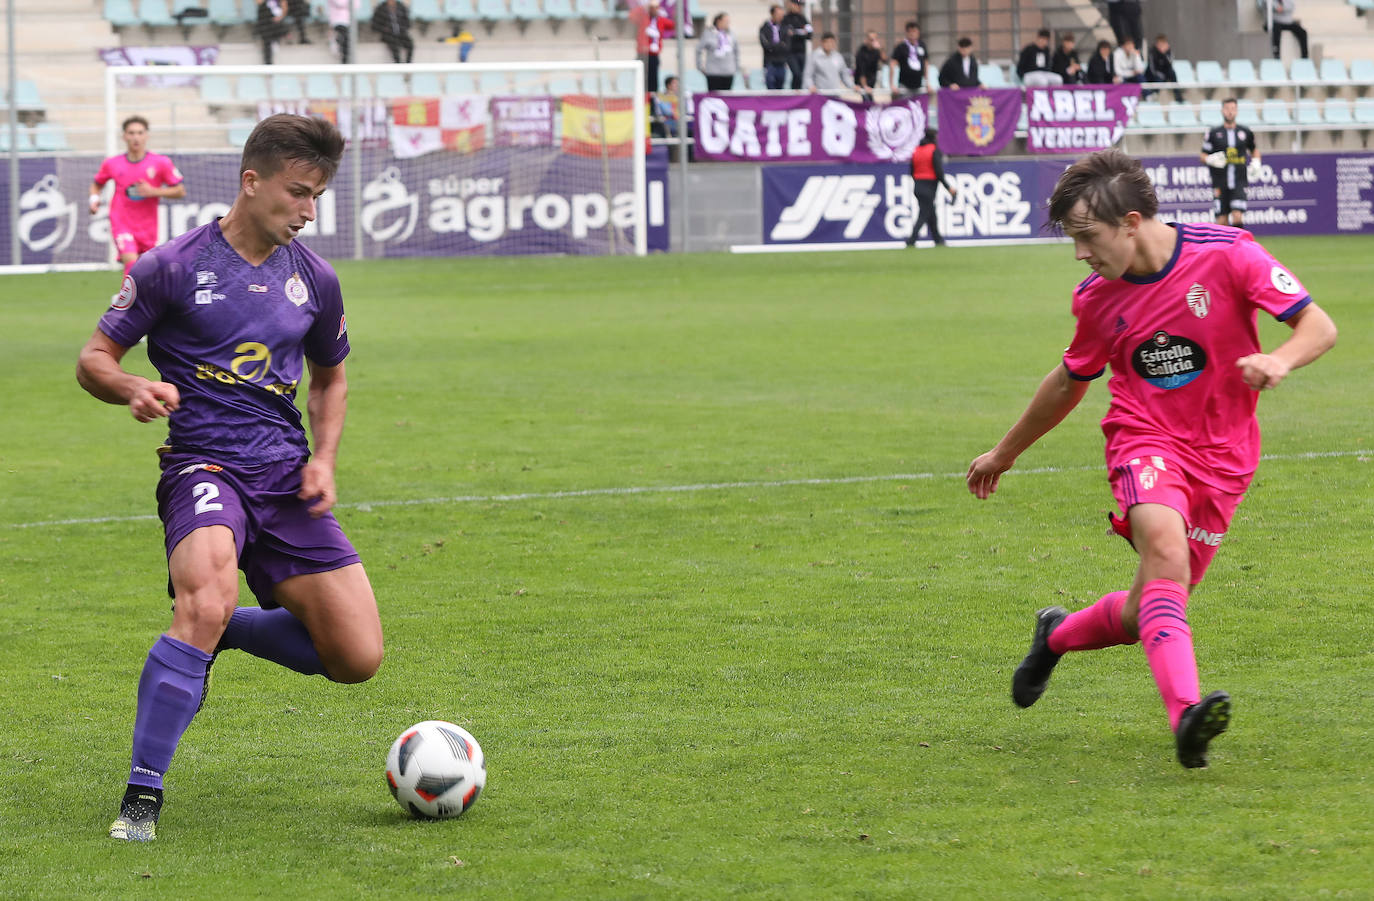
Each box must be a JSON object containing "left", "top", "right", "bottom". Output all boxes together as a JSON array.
[
  {"left": 89, "top": 116, "right": 186, "bottom": 277},
  {"left": 966, "top": 149, "right": 1337, "bottom": 769}
]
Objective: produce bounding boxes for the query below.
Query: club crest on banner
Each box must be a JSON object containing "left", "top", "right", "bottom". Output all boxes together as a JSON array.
[
  {"left": 965, "top": 96, "right": 997, "bottom": 148},
  {"left": 863, "top": 100, "right": 928, "bottom": 161}
]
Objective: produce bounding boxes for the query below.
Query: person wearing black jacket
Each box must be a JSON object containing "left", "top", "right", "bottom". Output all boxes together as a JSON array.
[
  {"left": 854, "top": 31, "right": 885, "bottom": 99},
  {"left": 938, "top": 36, "right": 981, "bottom": 89},
  {"left": 890, "top": 21, "right": 928, "bottom": 94},
  {"left": 906, "top": 128, "right": 957, "bottom": 247},
  {"left": 1052, "top": 32, "right": 1085, "bottom": 85},
  {"left": 1017, "top": 28, "right": 1061, "bottom": 86},
  {"left": 759, "top": 5, "right": 790, "bottom": 90},
  {"left": 372, "top": 0, "right": 414, "bottom": 64},
  {"left": 781, "top": 0, "right": 813, "bottom": 90},
  {"left": 1085, "top": 39, "right": 1117, "bottom": 84},
  {"left": 1146, "top": 34, "right": 1184, "bottom": 102},
  {"left": 254, "top": 0, "right": 290, "bottom": 65}
]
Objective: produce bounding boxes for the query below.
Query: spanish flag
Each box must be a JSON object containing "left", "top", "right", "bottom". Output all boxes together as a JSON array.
[{"left": 561, "top": 94, "right": 635, "bottom": 158}]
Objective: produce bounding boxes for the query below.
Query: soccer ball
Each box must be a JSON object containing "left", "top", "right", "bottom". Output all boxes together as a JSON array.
[{"left": 385, "top": 720, "right": 486, "bottom": 819}]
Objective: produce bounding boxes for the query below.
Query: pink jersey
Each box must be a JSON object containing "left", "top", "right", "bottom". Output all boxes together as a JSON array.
[
  {"left": 93, "top": 152, "right": 183, "bottom": 246},
  {"left": 1062, "top": 223, "right": 1311, "bottom": 491}
]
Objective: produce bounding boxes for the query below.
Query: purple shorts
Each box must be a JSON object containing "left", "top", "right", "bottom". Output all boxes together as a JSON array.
[{"left": 156, "top": 452, "right": 361, "bottom": 607}]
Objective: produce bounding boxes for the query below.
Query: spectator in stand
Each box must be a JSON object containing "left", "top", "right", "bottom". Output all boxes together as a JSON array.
[
  {"left": 372, "top": 0, "right": 414, "bottom": 64},
  {"left": 759, "top": 5, "right": 790, "bottom": 90},
  {"left": 1106, "top": 0, "right": 1143, "bottom": 48},
  {"left": 637, "top": 1, "right": 675, "bottom": 94},
  {"left": 1052, "top": 32, "right": 1085, "bottom": 85},
  {"left": 890, "top": 20, "right": 929, "bottom": 95},
  {"left": 328, "top": 0, "right": 359, "bottom": 64},
  {"left": 1113, "top": 36, "right": 1147, "bottom": 85},
  {"left": 938, "top": 36, "right": 982, "bottom": 90},
  {"left": 697, "top": 12, "right": 742, "bottom": 91},
  {"left": 1146, "top": 33, "right": 1184, "bottom": 102},
  {"left": 906, "top": 128, "right": 957, "bottom": 248},
  {"left": 854, "top": 31, "right": 885, "bottom": 100},
  {"left": 1270, "top": 0, "right": 1309, "bottom": 59},
  {"left": 254, "top": 0, "right": 290, "bottom": 65},
  {"left": 652, "top": 75, "right": 680, "bottom": 137},
  {"left": 803, "top": 32, "right": 854, "bottom": 92},
  {"left": 286, "top": 0, "right": 312, "bottom": 44},
  {"left": 1086, "top": 39, "right": 1119, "bottom": 84},
  {"left": 1017, "top": 28, "right": 1062, "bottom": 87},
  {"left": 781, "top": 0, "right": 814, "bottom": 90}
]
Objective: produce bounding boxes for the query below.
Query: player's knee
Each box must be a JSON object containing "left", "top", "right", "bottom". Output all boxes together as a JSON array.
[{"left": 327, "top": 640, "right": 383, "bottom": 684}]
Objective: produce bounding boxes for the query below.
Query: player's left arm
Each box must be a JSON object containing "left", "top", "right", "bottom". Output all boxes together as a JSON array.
[
  {"left": 1236, "top": 303, "right": 1337, "bottom": 391},
  {"left": 299, "top": 359, "right": 348, "bottom": 517}
]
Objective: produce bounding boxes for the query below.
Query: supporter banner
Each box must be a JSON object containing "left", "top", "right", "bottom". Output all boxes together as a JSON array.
[
  {"left": 0, "top": 148, "right": 669, "bottom": 265},
  {"left": 758, "top": 153, "right": 1374, "bottom": 245},
  {"left": 562, "top": 95, "right": 637, "bottom": 158},
  {"left": 936, "top": 87, "right": 1021, "bottom": 157},
  {"left": 100, "top": 46, "right": 219, "bottom": 87},
  {"left": 491, "top": 96, "right": 555, "bottom": 148},
  {"left": 390, "top": 95, "right": 488, "bottom": 158},
  {"left": 1025, "top": 84, "right": 1142, "bottom": 154},
  {"left": 693, "top": 94, "right": 931, "bottom": 163}
]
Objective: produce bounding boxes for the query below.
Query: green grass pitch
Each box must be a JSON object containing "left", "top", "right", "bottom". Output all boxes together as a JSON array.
[{"left": 1, "top": 239, "right": 1371, "bottom": 899}]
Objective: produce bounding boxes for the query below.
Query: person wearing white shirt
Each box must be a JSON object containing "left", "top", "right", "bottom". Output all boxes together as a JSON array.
[{"left": 1112, "top": 37, "right": 1147, "bottom": 84}]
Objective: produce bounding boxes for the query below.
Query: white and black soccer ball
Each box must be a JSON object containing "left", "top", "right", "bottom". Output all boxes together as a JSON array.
[{"left": 385, "top": 720, "right": 486, "bottom": 819}]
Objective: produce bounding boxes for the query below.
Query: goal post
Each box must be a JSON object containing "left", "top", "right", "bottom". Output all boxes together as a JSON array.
[{"left": 16, "top": 59, "right": 648, "bottom": 271}]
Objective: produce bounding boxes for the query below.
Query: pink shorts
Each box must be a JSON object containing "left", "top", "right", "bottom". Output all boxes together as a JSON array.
[
  {"left": 113, "top": 229, "right": 154, "bottom": 258},
  {"left": 1107, "top": 453, "right": 1246, "bottom": 585}
]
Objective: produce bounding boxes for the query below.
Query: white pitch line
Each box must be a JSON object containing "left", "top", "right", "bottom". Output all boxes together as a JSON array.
[{"left": 5, "top": 449, "right": 1367, "bottom": 530}]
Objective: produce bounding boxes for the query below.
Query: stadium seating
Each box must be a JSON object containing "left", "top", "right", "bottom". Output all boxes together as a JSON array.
[
  {"left": 3, "top": 80, "right": 42, "bottom": 110},
  {"left": 1134, "top": 101, "right": 1168, "bottom": 128},
  {"left": 511, "top": 0, "right": 542, "bottom": 24},
  {"left": 208, "top": 0, "right": 245, "bottom": 25},
  {"left": 31, "top": 122, "right": 70, "bottom": 151},
  {"left": 1288, "top": 58, "right": 1318, "bottom": 83},
  {"left": 1194, "top": 60, "right": 1225, "bottom": 84},
  {"left": 544, "top": 0, "right": 575, "bottom": 19},
  {"left": 1172, "top": 59, "right": 1196, "bottom": 85},
  {"left": 575, "top": 0, "right": 611, "bottom": 20},
  {"left": 411, "top": 72, "right": 443, "bottom": 96},
  {"left": 682, "top": 69, "right": 707, "bottom": 95},
  {"left": 746, "top": 68, "right": 764, "bottom": 90},
  {"left": 478, "top": 71, "right": 509, "bottom": 93},
  {"left": 228, "top": 117, "right": 257, "bottom": 147},
  {"left": 981, "top": 65, "right": 1008, "bottom": 87},
  {"left": 1167, "top": 104, "right": 1199, "bottom": 127},
  {"left": 477, "top": 0, "right": 513, "bottom": 24},
  {"left": 104, "top": 0, "right": 140, "bottom": 27},
  {"left": 1351, "top": 59, "right": 1374, "bottom": 84},
  {"left": 444, "top": 72, "right": 477, "bottom": 94},
  {"left": 271, "top": 74, "right": 304, "bottom": 100},
  {"left": 1227, "top": 58, "right": 1257, "bottom": 84},
  {"left": 1319, "top": 58, "right": 1349, "bottom": 84},
  {"left": 546, "top": 74, "right": 581, "bottom": 96},
  {"left": 1296, "top": 98, "right": 1323, "bottom": 125},
  {"left": 376, "top": 72, "right": 411, "bottom": 98},
  {"left": 306, "top": 73, "right": 340, "bottom": 100},
  {"left": 199, "top": 74, "right": 235, "bottom": 105},
  {"left": 236, "top": 74, "right": 270, "bottom": 103},
  {"left": 0, "top": 126, "right": 34, "bottom": 153},
  {"left": 410, "top": 0, "right": 445, "bottom": 28},
  {"left": 445, "top": 0, "right": 477, "bottom": 20},
  {"left": 1260, "top": 98, "right": 1293, "bottom": 125},
  {"left": 1324, "top": 97, "right": 1353, "bottom": 124},
  {"left": 1355, "top": 97, "right": 1374, "bottom": 123},
  {"left": 1258, "top": 59, "right": 1286, "bottom": 83}
]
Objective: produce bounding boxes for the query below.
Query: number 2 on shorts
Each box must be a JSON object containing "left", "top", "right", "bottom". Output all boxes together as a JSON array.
[{"left": 192, "top": 481, "right": 224, "bottom": 515}]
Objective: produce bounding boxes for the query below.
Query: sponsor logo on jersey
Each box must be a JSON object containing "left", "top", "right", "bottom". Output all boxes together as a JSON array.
[
  {"left": 1186, "top": 283, "right": 1210, "bottom": 318},
  {"left": 248, "top": 284, "right": 268, "bottom": 293},
  {"left": 178, "top": 463, "right": 225, "bottom": 475},
  {"left": 337, "top": 314, "right": 347, "bottom": 340},
  {"left": 197, "top": 270, "right": 217, "bottom": 287},
  {"left": 1114, "top": 315, "right": 1128, "bottom": 334},
  {"left": 1132, "top": 331, "right": 1207, "bottom": 389},
  {"left": 196, "top": 288, "right": 213, "bottom": 305},
  {"left": 112, "top": 275, "right": 136, "bottom": 310},
  {"left": 285, "top": 273, "right": 309, "bottom": 307},
  {"left": 1270, "top": 266, "right": 1301, "bottom": 295},
  {"left": 1187, "top": 526, "right": 1225, "bottom": 547}
]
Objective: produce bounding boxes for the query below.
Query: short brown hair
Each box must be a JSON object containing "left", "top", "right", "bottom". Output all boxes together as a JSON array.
[
  {"left": 1047, "top": 149, "right": 1158, "bottom": 232},
  {"left": 122, "top": 115, "right": 149, "bottom": 132},
  {"left": 241, "top": 113, "right": 345, "bottom": 182}
]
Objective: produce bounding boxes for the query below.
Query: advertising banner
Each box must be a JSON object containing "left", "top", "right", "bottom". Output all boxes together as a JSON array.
[
  {"left": 99, "top": 45, "right": 219, "bottom": 87},
  {"left": 0, "top": 148, "right": 670, "bottom": 265},
  {"left": 935, "top": 87, "right": 1022, "bottom": 157},
  {"left": 1025, "top": 84, "right": 1142, "bottom": 154},
  {"left": 491, "top": 96, "right": 555, "bottom": 148},
  {"left": 693, "top": 93, "right": 931, "bottom": 163},
  {"left": 759, "top": 153, "right": 1374, "bottom": 245}
]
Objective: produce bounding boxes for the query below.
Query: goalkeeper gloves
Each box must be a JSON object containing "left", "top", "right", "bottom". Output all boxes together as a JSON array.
[
  {"left": 1204, "top": 151, "right": 1228, "bottom": 169},
  {"left": 1247, "top": 159, "right": 1263, "bottom": 181}
]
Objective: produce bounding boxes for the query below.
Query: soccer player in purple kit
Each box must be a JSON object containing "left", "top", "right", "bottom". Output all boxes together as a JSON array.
[
  {"left": 76, "top": 114, "right": 383, "bottom": 841},
  {"left": 966, "top": 150, "right": 1336, "bottom": 768}
]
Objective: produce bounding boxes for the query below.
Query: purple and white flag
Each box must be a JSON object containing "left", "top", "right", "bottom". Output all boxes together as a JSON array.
[
  {"left": 1025, "top": 84, "right": 1142, "bottom": 154},
  {"left": 935, "top": 87, "right": 1021, "bottom": 157},
  {"left": 693, "top": 93, "right": 931, "bottom": 164},
  {"left": 491, "top": 96, "right": 555, "bottom": 148}
]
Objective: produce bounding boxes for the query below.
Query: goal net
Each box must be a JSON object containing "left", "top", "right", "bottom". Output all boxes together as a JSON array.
[{"left": 9, "top": 61, "right": 650, "bottom": 271}]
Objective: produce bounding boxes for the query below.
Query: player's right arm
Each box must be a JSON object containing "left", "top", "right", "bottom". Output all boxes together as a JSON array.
[
  {"left": 966, "top": 363, "right": 1090, "bottom": 499},
  {"left": 76, "top": 330, "right": 180, "bottom": 422}
]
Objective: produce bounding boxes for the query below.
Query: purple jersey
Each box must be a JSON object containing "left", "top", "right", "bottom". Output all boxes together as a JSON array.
[{"left": 98, "top": 221, "right": 350, "bottom": 464}]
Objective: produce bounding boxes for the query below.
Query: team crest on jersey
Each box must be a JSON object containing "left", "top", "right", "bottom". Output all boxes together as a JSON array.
[
  {"left": 285, "top": 273, "right": 309, "bottom": 306},
  {"left": 1185, "top": 283, "right": 1210, "bottom": 319},
  {"left": 111, "top": 275, "right": 136, "bottom": 310},
  {"left": 178, "top": 463, "right": 224, "bottom": 475},
  {"left": 146, "top": 165, "right": 157, "bottom": 179},
  {"left": 1130, "top": 456, "right": 1166, "bottom": 491},
  {"left": 1132, "top": 331, "right": 1207, "bottom": 390},
  {"left": 1270, "top": 266, "right": 1301, "bottom": 295}
]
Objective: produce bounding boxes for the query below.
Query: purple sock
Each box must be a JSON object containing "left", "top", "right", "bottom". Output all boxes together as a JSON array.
[
  {"left": 128, "top": 635, "right": 212, "bottom": 790},
  {"left": 219, "top": 606, "right": 327, "bottom": 677}
]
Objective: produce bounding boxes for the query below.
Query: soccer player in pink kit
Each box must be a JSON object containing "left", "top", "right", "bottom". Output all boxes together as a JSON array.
[
  {"left": 967, "top": 150, "right": 1337, "bottom": 768},
  {"left": 89, "top": 116, "right": 186, "bottom": 276}
]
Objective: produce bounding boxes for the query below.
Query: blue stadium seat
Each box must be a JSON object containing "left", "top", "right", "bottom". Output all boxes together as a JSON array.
[
  {"left": 1258, "top": 59, "right": 1286, "bottom": 83},
  {"left": 1134, "top": 101, "right": 1167, "bottom": 128},
  {"left": 13, "top": 80, "right": 41, "bottom": 108},
  {"left": 479, "top": 71, "right": 509, "bottom": 93},
  {"left": 1237, "top": 100, "right": 1259, "bottom": 122},
  {"left": 683, "top": 69, "right": 707, "bottom": 95},
  {"left": 1260, "top": 98, "right": 1292, "bottom": 125},
  {"left": 199, "top": 74, "right": 235, "bottom": 105},
  {"left": 1295, "top": 98, "right": 1322, "bottom": 124},
  {"left": 477, "top": 0, "right": 513, "bottom": 21},
  {"left": 444, "top": 72, "right": 477, "bottom": 94},
  {"left": 306, "top": 73, "right": 339, "bottom": 100},
  {"left": 411, "top": 0, "right": 445, "bottom": 23},
  {"left": 575, "top": 0, "right": 610, "bottom": 19},
  {"left": 228, "top": 117, "right": 257, "bottom": 147},
  {"left": 510, "top": 0, "right": 540, "bottom": 21},
  {"left": 236, "top": 74, "right": 269, "bottom": 103},
  {"left": 1288, "top": 58, "right": 1318, "bottom": 82},
  {"left": 1172, "top": 59, "right": 1196, "bottom": 84},
  {"left": 1351, "top": 59, "right": 1374, "bottom": 83},
  {"left": 544, "top": 0, "right": 574, "bottom": 17},
  {"left": 1227, "top": 59, "right": 1256, "bottom": 84},
  {"left": 1355, "top": 97, "right": 1374, "bottom": 123},
  {"left": 31, "top": 121, "right": 70, "bottom": 151},
  {"left": 411, "top": 72, "right": 442, "bottom": 96},
  {"left": 271, "top": 74, "right": 304, "bottom": 100},
  {"left": 0, "top": 126, "right": 34, "bottom": 152},
  {"left": 138, "top": 0, "right": 177, "bottom": 26},
  {"left": 376, "top": 72, "right": 410, "bottom": 97},
  {"left": 1350, "top": 0, "right": 1374, "bottom": 10},
  {"left": 581, "top": 71, "right": 609, "bottom": 94},
  {"left": 747, "top": 68, "right": 764, "bottom": 90},
  {"left": 1167, "top": 104, "right": 1198, "bottom": 127},
  {"left": 1319, "top": 58, "right": 1349, "bottom": 83},
  {"left": 208, "top": 0, "right": 244, "bottom": 24},
  {"left": 546, "top": 74, "right": 581, "bottom": 96},
  {"left": 445, "top": 0, "right": 476, "bottom": 19},
  {"left": 104, "top": 0, "right": 140, "bottom": 27},
  {"left": 1323, "top": 97, "right": 1353, "bottom": 124},
  {"left": 349, "top": 75, "right": 376, "bottom": 98},
  {"left": 1194, "top": 60, "right": 1225, "bottom": 84},
  {"left": 981, "top": 65, "right": 1008, "bottom": 87}
]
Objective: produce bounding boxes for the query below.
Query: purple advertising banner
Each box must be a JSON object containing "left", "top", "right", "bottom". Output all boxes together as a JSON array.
[
  {"left": 0, "top": 148, "right": 670, "bottom": 265},
  {"left": 491, "top": 96, "right": 555, "bottom": 148},
  {"left": 758, "top": 152, "right": 1374, "bottom": 245},
  {"left": 1025, "top": 84, "right": 1142, "bottom": 154},
  {"left": 693, "top": 93, "right": 931, "bottom": 163},
  {"left": 99, "top": 45, "right": 219, "bottom": 87},
  {"left": 936, "top": 87, "right": 1022, "bottom": 157}
]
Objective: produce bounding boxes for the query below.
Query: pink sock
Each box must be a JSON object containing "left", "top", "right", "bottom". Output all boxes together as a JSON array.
[
  {"left": 1137, "top": 578, "right": 1201, "bottom": 731},
  {"left": 1047, "top": 590, "right": 1135, "bottom": 653}
]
